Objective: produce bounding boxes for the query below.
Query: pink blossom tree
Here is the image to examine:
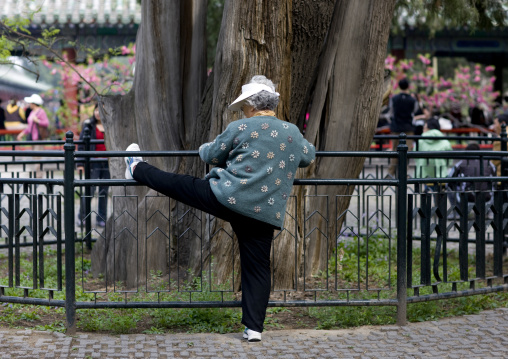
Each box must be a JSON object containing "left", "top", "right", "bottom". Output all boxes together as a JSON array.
[
  {"left": 40, "top": 45, "right": 136, "bottom": 130},
  {"left": 385, "top": 53, "right": 499, "bottom": 124}
]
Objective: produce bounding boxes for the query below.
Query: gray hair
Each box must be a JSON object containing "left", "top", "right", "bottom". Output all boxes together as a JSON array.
[{"left": 245, "top": 75, "right": 279, "bottom": 111}]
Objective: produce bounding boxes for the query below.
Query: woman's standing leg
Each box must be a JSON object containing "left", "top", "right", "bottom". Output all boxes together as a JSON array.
[
  {"left": 131, "top": 159, "right": 275, "bottom": 334},
  {"left": 231, "top": 218, "right": 274, "bottom": 333}
]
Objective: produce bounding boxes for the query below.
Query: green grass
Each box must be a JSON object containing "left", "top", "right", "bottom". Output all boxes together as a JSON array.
[
  {"left": 309, "top": 234, "right": 508, "bottom": 329},
  {"left": 79, "top": 308, "right": 142, "bottom": 334},
  {"left": 0, "top": 234, "right": 507, "bottom": 334},
  {"left": 307, "top": 292, "right": 508, "bottom": 330}
]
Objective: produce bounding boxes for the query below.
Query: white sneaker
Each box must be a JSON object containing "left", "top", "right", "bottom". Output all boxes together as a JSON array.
[
  {"left": 124, "top": 143, "right": 143, "bottom": 179},
  {"left": 243, "top": 328, "right": 261, "bottom": 342}
]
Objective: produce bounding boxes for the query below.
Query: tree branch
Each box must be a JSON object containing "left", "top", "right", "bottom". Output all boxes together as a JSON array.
[
  {"left": 0, "top": 20, "right": 99, "bottom": 95},
  {"left": 0, "top": 61, "right": 41, "bottom": 81}
]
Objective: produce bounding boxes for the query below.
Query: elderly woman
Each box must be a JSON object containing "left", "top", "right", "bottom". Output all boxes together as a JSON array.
[{"left": 125, "top": 75, "right": 315, "bottom": 342}]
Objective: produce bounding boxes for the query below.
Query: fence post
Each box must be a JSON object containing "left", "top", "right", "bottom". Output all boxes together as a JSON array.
[
  {"left": 64, "top": 131, "right": 76, "bottom": 335},
  {"left": 396, "top": 133, "right": 408, "bottom": 326},
  {"left": 83, "top": 127, "right": 92, "bottom": 250},
  {"left": 501, "top": 124, "right": 507, "bottom": 179},
  {"left": 501, "top": 124, "right": 508, "bottom": 255}
]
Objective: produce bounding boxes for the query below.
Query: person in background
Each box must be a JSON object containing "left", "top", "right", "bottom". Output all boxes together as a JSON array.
[
  {"left": 415, "top": 117, "right": 453, "bottom": 192},
  {"left": 15, "top": 94, "right": 49, "bottom": 176},
  {"left": 446, "top": 142, "right": 496, "bottom": 219},
  {"left": 377, "top": 104, "right": 391, "bottom": 128},
  {"left": 446, "top": 102, "right": 466, "bottom": 128},
  {"left": 5, "top": 98, "right": 27, "bottom": 129},
  {"left": 470, "top": 102, "right": 489, "bottom": 128},
  {"left": 0, "top": 99, "right": 5, "bottom": 140},
  {"left": 491, "top": 113, "right": 508, "bottom": 178},
  {"left": 24, "top": 100, "right": 32, "bottom": 124},
  {"left": 54, "top": 99, "right": 66, "bottom": 130},
  {"left": 387, "top": 78, "right": 418, "bottom": 177},
  {"left": 76, "top": 104, "right": 110, "bottom": 228},
  {"left": 124, "top": 75, "right": 315, "bottom": 342},
  {"left": 412, "top": 93, "right": 430, "bottom": 136},
  {"left": 16, "top": 94, "right": 49, "bottom": 141}
]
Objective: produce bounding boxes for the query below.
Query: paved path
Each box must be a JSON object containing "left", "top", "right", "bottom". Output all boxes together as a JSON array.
[{"left": 0, "top": 308, "right": 507, "bottom": 358}]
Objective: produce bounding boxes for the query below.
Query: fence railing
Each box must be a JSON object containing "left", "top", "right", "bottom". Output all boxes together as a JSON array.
[{"left": 0, "top": 131, "right": 507, "bottom": 334}]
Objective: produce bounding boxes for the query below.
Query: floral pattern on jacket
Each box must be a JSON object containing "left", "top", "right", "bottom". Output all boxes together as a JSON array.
[{"left": 199, "top": 116, "right": 315, "bottom": 228}]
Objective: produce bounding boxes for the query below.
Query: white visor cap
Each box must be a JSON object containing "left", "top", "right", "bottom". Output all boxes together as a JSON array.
[{"left": 228, "top": 83, "right": 279, "bottom": 111}]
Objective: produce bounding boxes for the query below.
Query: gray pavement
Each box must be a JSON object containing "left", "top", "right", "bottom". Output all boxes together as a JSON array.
[{"left": 0, "top": 308, "right": 507, "bottom": 358}]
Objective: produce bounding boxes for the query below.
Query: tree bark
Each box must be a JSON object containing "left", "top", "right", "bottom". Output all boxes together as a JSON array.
[
  {"left": 199, "top": 0, "right": 293, "bottom": 289},
  {"left": 290, "top": 0, "right": 336, "bottom": 127},
  {"left": 300, "top": 0, "right": 397, "bottom": 279},
  {"left": 91, "top": 0, "right": 208, "bottom": 287},
  {"left": 270, "top": 0, "right": 336, "bottom": 290},
  {"left": 91, "top": 0, "right": 397, "bottom": 291}
]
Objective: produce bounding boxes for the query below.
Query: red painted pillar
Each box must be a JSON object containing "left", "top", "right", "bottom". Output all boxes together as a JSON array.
[{"left": 62, "top": 48, "right": 79, "bottom": 135}]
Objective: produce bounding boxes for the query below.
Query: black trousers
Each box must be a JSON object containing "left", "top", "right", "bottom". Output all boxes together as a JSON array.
[{"left": 133, "top": 162, "right": 274, "bottom": 332}]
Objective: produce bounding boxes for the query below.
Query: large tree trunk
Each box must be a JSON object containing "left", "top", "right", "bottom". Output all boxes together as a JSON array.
[
  {"left": 201, "top": 0, "right": 396, "bottom": 290},
  {"left": 290, "top": 0, "right": 336, "bottom": 127},
  {"left": 91, "top": 0, "right": 208, "bottom": 288},
  {"left": 91, "top": 0, "right": 396, "bottom": 291},
  {"left": 299, "top": 0, "right": 397, "bottom": 279},
  {"left": 198, "top": 0, "right": 294, "bottom": 289},
  {"left": 270, "top": 0, "right": 336, "bottom": 290}
]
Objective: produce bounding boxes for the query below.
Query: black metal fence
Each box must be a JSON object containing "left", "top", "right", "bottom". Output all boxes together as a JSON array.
[{"left": 0, "top": 130, "right": 507, "bottom": 334}]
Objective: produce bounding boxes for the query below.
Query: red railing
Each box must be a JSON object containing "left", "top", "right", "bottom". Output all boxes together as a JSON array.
[{"left": 372, "top": 126, "right": 496, "bottom": 150}]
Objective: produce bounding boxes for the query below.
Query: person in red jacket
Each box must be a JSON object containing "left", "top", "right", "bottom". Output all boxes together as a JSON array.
[{"left": 76, "top": 104, "right": 110, "bottom": 228}]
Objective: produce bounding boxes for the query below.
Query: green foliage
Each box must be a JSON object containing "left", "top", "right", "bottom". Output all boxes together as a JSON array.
[
  {"left": 0, "top": 236, "right": 507, "bottom": 334},
  {"left": 39, "top": 28, "right": 60, "bottom": 48},
  {"left": 394, "top": 0, "right": 507, "bottom": 34},
  {"left": 0, "top": 6, "right": 135, "bottom": 129},
  {"left": 0, "top": 303, "right": 23, "bottom": 325},
  {"left": 0, "top": 303, "right": 65, "bottom": 333},
  {"left": 311, "top": 231, "right": 508, "bottom": 330},
  {"left": 310, "top": 306, "right": 397, "bottom": 330},
  {"left": 264, "top": 307, "right": 291, "bottom": 329},
  {"left": 142, "top": 326, "right": 166, "bottom": 334},
  {"left": 151, "top": 307, "right": 242, "bottom": 334},
  {"left": 407, "top": 291, "right": 508, "bottom": 322},
  {"left": 41, "top": 28, "right": 60, "bottom": 39},
  {"left": 79, "top": 309, "right": 141, "bottom": 334},
  {"left": 19, "top": 309, "right": 41, "bottom": 321},
  {"left": 0, "top": 4, "right": 44, "bottom": 62},
  {"left": 35, "top": 321, "right": 66, "bottom": 333},
  {"left": 0, "top": 37, "right": 15, "bottom": 59},
  {"left": 148, "top": 273, "right": 242, "bottom": 334},
  {"left": 3, "top": 16, "right": 31, "bottom": 34},
  {"left": 329, "top": 236, "right": 394, "bottom": 288}
]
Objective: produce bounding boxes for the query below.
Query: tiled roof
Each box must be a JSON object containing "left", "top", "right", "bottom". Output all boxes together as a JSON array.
[{"left": 0, "top": 0, "right": 142, "bottom": 25}]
